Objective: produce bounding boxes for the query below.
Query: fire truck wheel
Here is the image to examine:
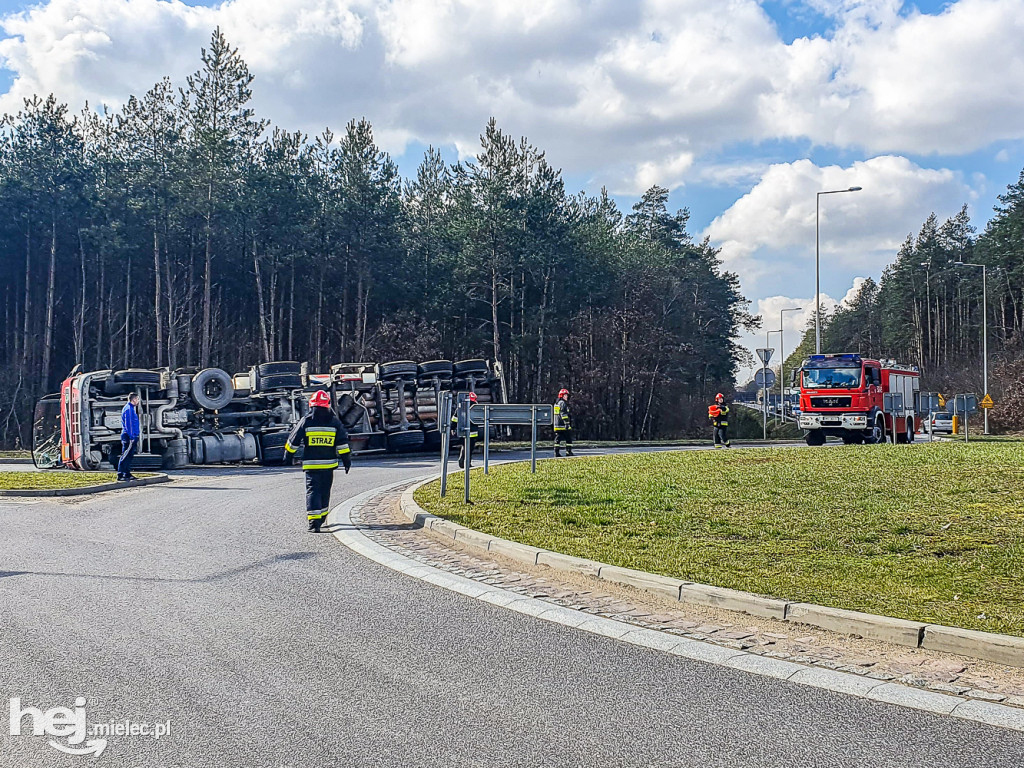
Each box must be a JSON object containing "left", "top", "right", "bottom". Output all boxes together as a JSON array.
[
  {"left": 804, "top": 431, "right": 826, "bottom": 447},
  {"left": 865, "top": 415, "right": 886, "bottom": 444},
  {"left": 191, "top": 368, "right": 235, "bottom": 410},
  {"left": 905, "top": 419, "right": 915, "bottom": 443}
]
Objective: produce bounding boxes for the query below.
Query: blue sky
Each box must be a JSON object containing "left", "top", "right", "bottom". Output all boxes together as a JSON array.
[{"left": 0, "top": 0, "right": 1020, "bottom": 378}]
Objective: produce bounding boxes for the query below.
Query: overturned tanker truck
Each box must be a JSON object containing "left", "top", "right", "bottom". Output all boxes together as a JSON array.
[{"left": 32, "top": 359, "right": 505, "bottom": 470}]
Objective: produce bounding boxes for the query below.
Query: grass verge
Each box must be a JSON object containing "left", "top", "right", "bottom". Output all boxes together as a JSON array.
[
  {"left": 0, "top": 450, "right": 31, "bottom": 459},
  {"left": 0, "top": 472, "right": 148, "bottom": 490},
  {"left": 417, "top": 443, "right": 1024, "bottom": 636}
]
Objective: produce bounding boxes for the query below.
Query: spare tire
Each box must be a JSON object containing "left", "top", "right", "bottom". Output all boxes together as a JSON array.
[
  {"left": 379, "top": 360, "right": 418, "bottom": 380},
  {"left": 386, "top": 429, "right": 425, "bottom": 453},
  {"left": 257, "top": 373, "right": 302, "bottom": 391},
  {"left": 191, "top": 368, "right": 234, "bottom": 410},
  {"left": 418, "top": 360, "right": 453, "bottom": 376},
  {"left": 257, "top": 361, "right": 302, "bottom": 377},
  {"left": 454, "top": 359, "right": 488, "bottom": 375},
  {"left": 342, "top": 409, "right": 364, "bottom": 430}
]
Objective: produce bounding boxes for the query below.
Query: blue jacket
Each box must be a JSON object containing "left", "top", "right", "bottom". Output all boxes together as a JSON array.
[{"left": 121, "top": 402, "right": 140, "bottom": 440}]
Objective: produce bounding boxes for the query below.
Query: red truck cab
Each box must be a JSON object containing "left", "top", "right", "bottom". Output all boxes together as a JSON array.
[{"left": 797, "top": 353, "right": 920, "bottom": 446}]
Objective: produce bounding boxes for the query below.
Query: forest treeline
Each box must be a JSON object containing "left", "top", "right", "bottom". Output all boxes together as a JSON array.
[
  {"left": 782, "top": 176, "right": 1024, "bottom": 431},
  {"left": 0, "top": 29, "right": 757, "bottom": 447}
]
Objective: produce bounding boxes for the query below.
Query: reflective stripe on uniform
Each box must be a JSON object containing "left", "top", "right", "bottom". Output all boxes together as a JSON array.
[
  {"left": 337, "top": 443, "right": 351, "bottom": 455},
  {"left": 303, "top": 460, "right": 339, "bottom": 470},
  {"left": 554, "top": 426, "right": 568, "bottom": 432},
  {"left": 307, "top": 509, "right": 328, "bottom": 521},
  {"left": 284, "top": 442, "right": 297, "bottom": 454}
]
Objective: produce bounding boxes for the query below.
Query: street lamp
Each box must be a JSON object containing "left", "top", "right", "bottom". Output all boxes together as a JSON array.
[
  {"left": 779, "top": 306, "right": 803, "bottom": 422},
  {"left": 765, "top": 329, "right": 783, "bottom": 440},
  {"left": 816, "top": 186, "right": 863, "bottom": 353},
  {"left": 954, "top": 261, "right": 990, "bottom": 435}
]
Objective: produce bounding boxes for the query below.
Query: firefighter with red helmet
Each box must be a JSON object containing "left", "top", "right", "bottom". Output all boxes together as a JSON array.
[
  {"left": 709, "top": 392, "right": 730, "bottom": 448},
  {"left": 554, "top": 388, "right": 574, "bottom": 457},
  {"left": 285, "top": 390, "right": 352, "bottom": 532},
  {"left": 451, "top": 391, "right": 480, "bottom": 469}
]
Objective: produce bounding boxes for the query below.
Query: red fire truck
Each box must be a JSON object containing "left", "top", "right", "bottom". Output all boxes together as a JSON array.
[{"left": 796, "top": 353, "right": 920, "bottom": 446}]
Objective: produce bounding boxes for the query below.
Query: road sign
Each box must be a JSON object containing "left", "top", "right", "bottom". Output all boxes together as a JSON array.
[
  {"left": 980, "top": 394, "right": 994, "bottom": 409},
  {"left": 938, "top": 393, "right": 946, "bottom": 408},
  {"left": 754, "top": 368, "right": 776, "bottom": 388},
  {"left": 883, "top": 392, "right": 905, "bottom": 414},
  {"left": 469, "top": 404, "right": 553, "bottom": 426},
  {"left": 755, "top": 348, "right": 774, "bottom": 365}
]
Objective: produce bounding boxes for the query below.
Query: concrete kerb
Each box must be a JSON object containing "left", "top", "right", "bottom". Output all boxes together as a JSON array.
[
  {"left": 330, "top": 481, "right": 1024, "bottom": 732},
  {"left": 398, "top": 469, "right": 1024, "bottom": 670},
  {"left": 0, "top": 473, "right": 171, "bottom": 497}
]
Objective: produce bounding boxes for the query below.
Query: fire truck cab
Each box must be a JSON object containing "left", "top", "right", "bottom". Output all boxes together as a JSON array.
[{"left": 796, "top": 353, "right": 920, "bottom": 446}]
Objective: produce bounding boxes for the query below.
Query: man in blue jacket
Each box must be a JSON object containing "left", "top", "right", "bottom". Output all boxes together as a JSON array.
[{"left": 118, "top": 392, "right": 141, "bottom": 481}]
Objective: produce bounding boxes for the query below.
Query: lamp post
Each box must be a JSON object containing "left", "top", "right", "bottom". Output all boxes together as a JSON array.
[
  {"left": 954, "top": 261, "right": 989, "bottom": 435},
  {"left": 816, "top": 186, "right": 863, "bottom": 353},
  {"left": 779, "top": 306, "right": 802, "bottom": 422}
]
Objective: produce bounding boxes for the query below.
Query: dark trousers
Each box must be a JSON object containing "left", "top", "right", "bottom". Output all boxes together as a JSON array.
[
  {"left": 305, "top": 470, "right": 334, "bottom": 521},
  {"left": 714, "top": 426, "right": 730, "bottom": 446},
  {"left": 117, "top": 435, "right": 137, "bottom": 478},
  {"left": 555, "top": 428, "right": 573, "bottom": 452}
]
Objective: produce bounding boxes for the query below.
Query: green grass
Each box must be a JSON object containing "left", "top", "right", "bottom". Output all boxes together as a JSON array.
[
  {"left": 0, "top": 450, "right": 31, "bottom": 459},
  {"left": 0, "top": 471, "right": 145, "bottom": 490},
  {"left": 417, "top": 443, "right": 1024, "bottom": 636}
]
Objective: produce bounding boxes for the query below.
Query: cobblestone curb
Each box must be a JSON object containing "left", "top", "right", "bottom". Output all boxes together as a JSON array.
[
  {"left": 330, "top": 481, "right": 1024, "bottom": 732},
  {"left": 402, "top": 476, "right": 1024, "bottom": 669},
  {"left": 0, "top": 473, "right": 170, "bottom": 497}
]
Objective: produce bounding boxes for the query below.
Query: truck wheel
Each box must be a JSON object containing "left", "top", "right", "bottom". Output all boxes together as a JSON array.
[
  {"left": 379, "top": 361, "right": 418, "bottom": 380},
  {"left": 418, "top": 360, "right": 453, "bottom": 377},
  {"left": 259, "top": 431, "right": 290, "bottom": 465},
  {"left": 906, "top": 419, "right": 915, "bottom": 444},
  {"left": 103, "top": 369, "right": 162, "bottom": 395},
  {"left": 257, "top": 373, "right": 303, "bottom": 391},
  {"left": 386, "top": 430, "right": 426, "bottom": 453},
  {"left": 453, "top": 359, "right": 488, "bottom": 376},
  {"left": 191, "top": 368, "right": 234, "bottom": 410},
  {"left": 257, "top": 361, "right": 301, "bottom": 377},
  {"left": 865, "top": 415, "right": 886, "bottom": 445},
  {"left": 805, "top": 431, "right": 826, "bottom": 446}
]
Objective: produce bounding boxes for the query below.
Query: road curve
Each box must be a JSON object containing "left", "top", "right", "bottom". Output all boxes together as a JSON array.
[{"left": 1, "top": 451, "right": 1021, "bottom": 767}]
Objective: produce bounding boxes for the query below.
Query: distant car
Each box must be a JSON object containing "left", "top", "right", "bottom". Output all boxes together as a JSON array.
[{"left": 928, "top": 411, "right": 954, "bottom": 435}]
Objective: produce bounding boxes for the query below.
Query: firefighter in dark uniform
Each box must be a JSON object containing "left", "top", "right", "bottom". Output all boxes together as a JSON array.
[
  {"left": 451, "top": 391, "right": 479, "bottom": 469},
  {"left": 554, "top": 388, "right": 574, "bottom": 457},
  {"left": 285, "top": 390, "right": 352, "bottom": 532},
  {"left": 709, "top": 392, "right": 731, "bottom": 448}
]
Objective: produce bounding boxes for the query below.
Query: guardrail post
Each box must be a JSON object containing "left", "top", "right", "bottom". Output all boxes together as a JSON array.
[
  {"left": 483, "top": 406, "right": 490, "bottom": 475},
  {"left": 463, "top": 397, "right": 471, "bottom": 504},
  {"left": 439, "top": 391, "right": 451, "bottom": 498},
  {"left": 531, "top": 405, "right": 537, "bottom": 473}
]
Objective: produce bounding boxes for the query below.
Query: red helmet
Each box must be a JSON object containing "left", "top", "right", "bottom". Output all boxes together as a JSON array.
[
  {"left": 715, "top": 392, "right": 725, "bottom": 402},
  {"left": 309, "top": 390, "right": 331, "bottom": 408},
  {"left": 558, "top": 388, "right": 569, "bottom": 398},
  {"left": 466, "top": 392, "right": 478, "bottom": 403}
]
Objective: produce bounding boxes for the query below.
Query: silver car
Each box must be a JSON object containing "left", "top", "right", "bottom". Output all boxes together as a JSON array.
[{"left": 928, "top": 411, "right": 954, "bottom": 434}]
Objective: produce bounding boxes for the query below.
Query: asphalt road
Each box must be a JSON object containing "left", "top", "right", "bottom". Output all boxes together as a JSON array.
[{"left": 1, "top": 450, "right": 1021, "bottom": 767}]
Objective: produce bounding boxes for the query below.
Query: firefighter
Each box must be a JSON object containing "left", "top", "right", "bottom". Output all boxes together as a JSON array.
[
  {"left": 554, "top": 388, "right": 574, "bottom": 457},
  {"left": 451, "top": 392, "right": 479, "bottom": 469},
  {"left": 285, "top": 390, "right": 351, "bottom": 533},
  {"left": 709, "top": 392, "right": 731, "bottom": 448}
]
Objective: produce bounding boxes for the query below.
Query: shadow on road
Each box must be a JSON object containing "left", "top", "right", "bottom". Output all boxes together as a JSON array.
[{"left": 0, "top": 551, "right": 318, "bottom": 584}]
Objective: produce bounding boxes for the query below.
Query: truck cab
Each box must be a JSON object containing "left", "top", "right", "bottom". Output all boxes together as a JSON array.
[{"left": 796, "top": 353, "right": 920, "bottom": 446}]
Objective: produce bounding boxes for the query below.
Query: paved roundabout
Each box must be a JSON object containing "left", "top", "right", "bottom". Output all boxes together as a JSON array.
[{"left": 1, "top": 450, "right": 1022, "bottom": 766}]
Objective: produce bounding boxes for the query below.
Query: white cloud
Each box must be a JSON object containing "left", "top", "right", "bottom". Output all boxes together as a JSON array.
[
  {"left": 1, "top": 0, "right": 1022, "bottom": 191},
  {"left": 704, "top": 155, "right": 972, "bottom": 292}
]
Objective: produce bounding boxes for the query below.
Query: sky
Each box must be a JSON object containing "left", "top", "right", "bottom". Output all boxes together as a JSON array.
[{"left": 0, "top": 0, "right": 1021, "bottom": 381}]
